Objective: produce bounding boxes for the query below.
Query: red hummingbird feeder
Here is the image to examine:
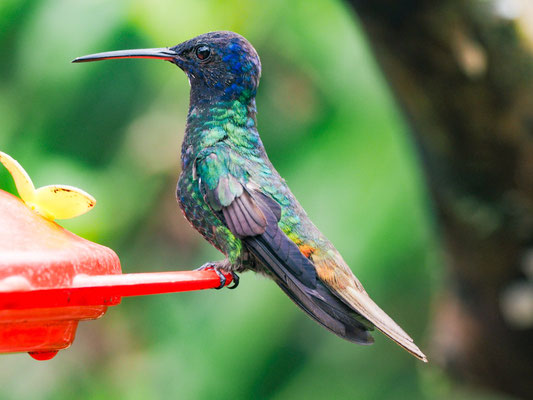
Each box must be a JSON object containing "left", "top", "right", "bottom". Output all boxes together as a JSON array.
[{"left": 0, "top": 188, "right": 232, "bottom": 361}]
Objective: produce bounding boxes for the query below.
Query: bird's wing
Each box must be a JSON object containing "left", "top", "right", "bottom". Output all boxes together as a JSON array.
[
  {"left": 195, "top": 151, "right": 373, "bottom": 344},
  {"left": 314, "top": 256, "right": 427, "bottom": 362}
]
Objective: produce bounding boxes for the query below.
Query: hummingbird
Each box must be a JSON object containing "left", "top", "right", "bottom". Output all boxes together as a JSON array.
[{"left": 73, "top": 31, "right": 427, "bottom": 362}]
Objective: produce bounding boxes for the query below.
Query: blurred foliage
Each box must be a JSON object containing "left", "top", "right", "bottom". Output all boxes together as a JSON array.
[{"left": 0, "top": 0, "right": 457, "bottom": 399}]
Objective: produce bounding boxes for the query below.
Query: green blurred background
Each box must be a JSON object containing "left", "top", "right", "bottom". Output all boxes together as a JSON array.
[{"left": 0, "top": 0, "right": 457, "bottom": 398}]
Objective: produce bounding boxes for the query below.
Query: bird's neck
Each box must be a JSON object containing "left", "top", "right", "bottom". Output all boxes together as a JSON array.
[{"left": 182, "top": 97, "right": 262, "bottom": 169}]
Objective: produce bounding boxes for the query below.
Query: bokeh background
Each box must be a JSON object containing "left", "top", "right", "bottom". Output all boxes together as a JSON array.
[{"left": 1, "top": 0, "right": 529, "bottom": 399}]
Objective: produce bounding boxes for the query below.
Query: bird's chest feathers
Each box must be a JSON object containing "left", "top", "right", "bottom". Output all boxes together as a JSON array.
[{"left": 179, "top": 101, "right": 263, "bottom": 227}]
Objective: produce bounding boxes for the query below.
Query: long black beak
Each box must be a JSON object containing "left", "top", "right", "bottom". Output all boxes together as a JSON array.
[{"left": 72, "top": 48, "right": 178, "bottom": 63}]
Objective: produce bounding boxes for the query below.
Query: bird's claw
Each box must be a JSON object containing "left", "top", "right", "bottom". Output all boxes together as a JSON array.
[{"left": 227, "top": 272, "right": 239, "bottom": 289}]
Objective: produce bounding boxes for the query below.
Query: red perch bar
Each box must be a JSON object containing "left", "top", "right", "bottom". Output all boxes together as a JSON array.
[{"left": 0, "top": 189, "right": 231, "bottom": 360}]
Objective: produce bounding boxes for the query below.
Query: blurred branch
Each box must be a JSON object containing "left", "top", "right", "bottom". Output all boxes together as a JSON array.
[{"left": 346, "top": 0, "right": 533, "bottom": 398}]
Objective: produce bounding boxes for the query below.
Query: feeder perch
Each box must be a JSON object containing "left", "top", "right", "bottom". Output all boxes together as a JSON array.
[{"left": 0, "top": 189, "right": 232, "bottom": 360}]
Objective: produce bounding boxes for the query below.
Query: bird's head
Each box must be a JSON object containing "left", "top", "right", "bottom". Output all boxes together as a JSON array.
[{"left": 73, "top": 31, "right": 261, "bottom": 103}]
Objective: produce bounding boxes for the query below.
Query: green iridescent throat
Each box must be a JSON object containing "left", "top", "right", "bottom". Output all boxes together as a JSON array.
[{"left": 184, "top": 99, "right": 260, "bottom": 159}]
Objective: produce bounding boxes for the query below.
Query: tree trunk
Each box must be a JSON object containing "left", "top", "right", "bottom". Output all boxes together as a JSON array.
[{"left": 346, "top": 1, "right": 533, "bottom": 398}]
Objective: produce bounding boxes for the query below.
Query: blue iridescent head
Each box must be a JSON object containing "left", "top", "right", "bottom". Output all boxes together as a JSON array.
[
  {"left": 170, "top": 31, "right": 261, "bottom": 103},
  {"left": 73, "top": 31, "right": 261, "bottom": 104}
]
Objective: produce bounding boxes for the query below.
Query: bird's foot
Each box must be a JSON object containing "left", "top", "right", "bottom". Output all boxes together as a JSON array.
[
  {"left": 195, "top": 263, "right": 238, "bottom": 290},
  {"left": 212, "top": 268, "right": 227, "bottom": 290}
]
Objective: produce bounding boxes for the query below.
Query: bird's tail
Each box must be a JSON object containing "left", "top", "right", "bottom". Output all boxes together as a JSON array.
[{"left": 339, "top": 284, "right": 428, "bottom": 362}]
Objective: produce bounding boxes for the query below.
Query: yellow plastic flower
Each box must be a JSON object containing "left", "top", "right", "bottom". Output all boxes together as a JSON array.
[{"left": 0, "top": 151, "right": 96, "bottom": 220}]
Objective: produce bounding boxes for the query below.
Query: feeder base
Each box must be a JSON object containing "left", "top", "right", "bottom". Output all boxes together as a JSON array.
[{"left": 0, "top": 305, "right": 107, "bottom": 358}]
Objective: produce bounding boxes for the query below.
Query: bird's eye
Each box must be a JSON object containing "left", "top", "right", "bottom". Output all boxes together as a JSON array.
[{"left": 195, "top": 45, "right": 211, "bottom": 61}]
